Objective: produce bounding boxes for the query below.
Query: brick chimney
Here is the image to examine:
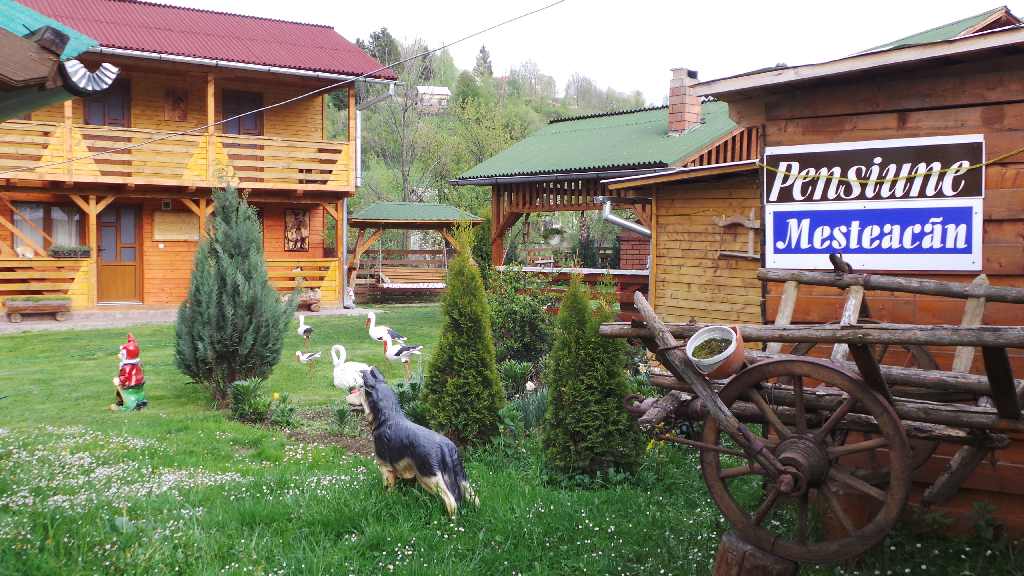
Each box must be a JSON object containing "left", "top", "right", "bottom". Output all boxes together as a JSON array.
[{"left": 668, "top": 68, "right": 701, "bottom": 134}]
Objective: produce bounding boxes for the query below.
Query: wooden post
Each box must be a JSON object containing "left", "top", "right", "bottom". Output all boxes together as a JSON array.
[
  {"left": 87, "top": 195, "right": 97, "bottom": 306},
  {"left": 198, "top": 197, "right": 208, "bottom": 238},
  {"left": 491, "top": 187, "right": 504, "bottom": 266},
  {"left": 334, "top": 200, "right": 344, "bottom": 303},
  {"left": 206, "top": 73, "right": 216, "bottom": 184},
  {"left": 348, "top": 86, "right": 357, "bottom": 191},
  {"left": 63, "top": 99, "right": 73, "bottom": 181},
  {"left": 713, "top": 532, "right": 797, "bottom": 576}
]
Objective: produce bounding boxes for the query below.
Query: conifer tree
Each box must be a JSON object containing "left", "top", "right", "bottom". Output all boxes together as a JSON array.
[
  {"left": 175, "top": 188, "right": 296, "bottom": 405},
  {"left": 543, "top": 275, "right": 643, "bottom": 476},
  {"left": 422, "top": 226, "right": 503, "bottom": 445}
]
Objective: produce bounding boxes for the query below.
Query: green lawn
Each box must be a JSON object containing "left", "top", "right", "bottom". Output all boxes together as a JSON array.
[{"left": 0, "top": 306, "right": 1019, "bottom": 575}]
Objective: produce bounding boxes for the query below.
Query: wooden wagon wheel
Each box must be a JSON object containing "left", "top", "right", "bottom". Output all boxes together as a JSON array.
[
  {"left": 701, "top": 358, "right": 911, "bottom": 564},
  {"left": 789, "top": 319, "right": 939, "bottom": 482}
]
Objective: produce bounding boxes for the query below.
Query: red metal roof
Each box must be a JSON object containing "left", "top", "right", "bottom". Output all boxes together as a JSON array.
[{"left": 19, "top": 0, "right": 397, "bottom": 80}]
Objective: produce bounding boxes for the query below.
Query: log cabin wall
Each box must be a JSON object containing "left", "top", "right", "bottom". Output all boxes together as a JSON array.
[
  {"left": 747, "top": 51, "right": 1024, "bottom": 533},
  {"left": 653, "top": 173, "right": 761, "bottom": 326}
]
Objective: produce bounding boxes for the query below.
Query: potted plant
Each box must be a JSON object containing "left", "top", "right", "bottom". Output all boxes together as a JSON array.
[
  {"left": 48, "top": 244, "right": 90, "bottom": 258},
  {"left": 685, "top": 325, "right": 745, "bottom": 379}
]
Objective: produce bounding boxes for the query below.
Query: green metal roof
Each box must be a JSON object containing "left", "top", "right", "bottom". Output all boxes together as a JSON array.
[
  {"left": 350, "top": 202, "right": 482, "bottom": 223},
  {"left": 457, "top": 101, "right": 736, "bottom": 180},
  {"left": 860, "top": 6, "right": 1013, "bottom": 54},
  {"left": 0, "top": 0, "right": 97, "bottom": 60}
]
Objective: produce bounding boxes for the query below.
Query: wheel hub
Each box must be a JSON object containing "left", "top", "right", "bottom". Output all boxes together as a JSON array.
[{"left": 776, "top": 435, "right": 830, "bottom": 491}]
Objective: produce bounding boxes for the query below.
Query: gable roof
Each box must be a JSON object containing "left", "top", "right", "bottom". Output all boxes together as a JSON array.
[
  {"left": 696, "top": 7, "right": 1024, "bottom": 98},
  {"left": 860, "top": 6, "right": 1019, "bottom": 54},
  {"left": 350, "top": 202, "right": 482, "bottom": 226},
  {"left": 19, "top": 0, "right": 396, "bottom": 80},
  {"left": 0, "top": 0, "right": 96, "bottom": 60},
  {"left": 456, "top": 101, "right": 736, "bottom": 181}
]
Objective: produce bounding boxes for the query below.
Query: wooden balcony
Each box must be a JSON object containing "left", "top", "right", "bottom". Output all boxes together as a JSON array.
[{"left": 0, "top": 120, "right": 352, "bottom": 193}]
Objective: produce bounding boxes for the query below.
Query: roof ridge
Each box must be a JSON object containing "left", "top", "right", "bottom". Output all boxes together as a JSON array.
[
  {"left": 105, "top": 0, "right": 333, "bottom": 29},
  {"left": 859, "top": 5, "right": 1008, "bottom": 53},
  {"left": 548, "top": 105, "right": 668, "bottom": 125}
]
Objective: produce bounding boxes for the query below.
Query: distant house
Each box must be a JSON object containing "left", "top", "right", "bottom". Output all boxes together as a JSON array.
[{"left": 415, "top": 85, "right": 451, "bottom": 113}]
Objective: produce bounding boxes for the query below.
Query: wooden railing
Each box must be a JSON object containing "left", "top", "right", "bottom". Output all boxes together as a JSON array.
[
  {"left": 265, "top": 258, "right": 339, "bottom": 303},
  {"left": 0, "top": 258, "right": 91, "bottom": 309},
  {"left": 357, "top": 248, "right": 449, "bottom": 271},
  {"left": 0, "top": 120, "right": 351, "bottom": 192}
]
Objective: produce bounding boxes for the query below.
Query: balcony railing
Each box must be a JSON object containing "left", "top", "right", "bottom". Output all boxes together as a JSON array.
[{"left": 0, "top": 120, "right": 352, "bottom": 192}]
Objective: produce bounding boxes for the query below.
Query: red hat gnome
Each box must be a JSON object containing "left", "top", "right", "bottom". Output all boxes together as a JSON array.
[{"left": 110, "top": 333, "right": 147, "bottom": 412}]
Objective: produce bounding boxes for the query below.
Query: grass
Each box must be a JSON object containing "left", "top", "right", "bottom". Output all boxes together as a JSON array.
[{"left": 0, "top": 305, "right": 1021, "bottom": 575}]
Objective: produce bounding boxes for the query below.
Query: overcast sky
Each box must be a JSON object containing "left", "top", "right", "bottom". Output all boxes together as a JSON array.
[{"left": 173, "top": 0, "right": 1012, "bottom": 104}]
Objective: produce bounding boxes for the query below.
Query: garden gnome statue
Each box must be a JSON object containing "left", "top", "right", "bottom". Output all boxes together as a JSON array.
[{"left": 110, "top": 333, "right": 147, "bottom": 412}]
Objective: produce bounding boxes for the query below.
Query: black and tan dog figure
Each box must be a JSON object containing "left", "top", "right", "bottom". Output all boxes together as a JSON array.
[{"left": 347, "top": 368, "right": 478, "bottom": 516}]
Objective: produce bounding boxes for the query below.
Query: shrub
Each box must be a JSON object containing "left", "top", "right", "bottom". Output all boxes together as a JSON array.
[
  {"left": 230, "top": 378, "right": 271, "bottom": 422},
  {"left": 542, "top": 275, "right": 643, "bottom": 477},
  {"left": 498, "top": 359, "right": 532, "bottom": 399},
  {"left": 470, "top": 211, "right": 492, "bottom": 288},
  {"left": 488, "top": 264, "right": 553, "bottom": 364},
  {"left": 174, "top": 188, "right": 296, "bottom": 406},
  {"left": 268, "top": 393, "right": 297, "bottom": 428},
  {"left": 422, "top": 227, "right": 504, "bottom": 446},
  {"left": 516, "top": 387, "right": 549, "bottom": 432},
  {"left": 48, "top": 244, "right": 90, "bottom": 258},
  {"left": 391, "top": 373, "right": 428, "bottom": 426}
]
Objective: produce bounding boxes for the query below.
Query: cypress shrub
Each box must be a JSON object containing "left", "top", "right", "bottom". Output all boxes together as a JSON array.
[
  {"left": 470, "top": 210, "right": 492, "bottom": 288},
  {"left": 542, "top": 275, "right": 643, "bottom": 477},
  {"left": 422, "top": 227, "right": 503, "bottom": 445},
  {"left": 174, "top": 188, "right": 296, "bottom": 405}
]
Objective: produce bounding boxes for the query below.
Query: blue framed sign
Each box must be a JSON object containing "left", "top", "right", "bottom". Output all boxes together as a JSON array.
[{"left": 763, "top": 135, "right": 984, "bottom": 271}]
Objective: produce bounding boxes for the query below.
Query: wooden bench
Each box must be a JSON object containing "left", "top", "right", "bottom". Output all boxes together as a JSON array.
[{"left": 379, "top": 267, "right": 447, "bottom": 287}]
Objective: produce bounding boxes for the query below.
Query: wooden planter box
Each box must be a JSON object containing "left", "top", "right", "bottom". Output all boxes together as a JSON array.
[{"left": 4, "top": 299, "right": 71, "bottom": 323}]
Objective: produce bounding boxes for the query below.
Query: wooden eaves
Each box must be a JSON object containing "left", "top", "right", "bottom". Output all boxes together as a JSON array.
[{"left": 604, "top": 160, "right": 759, "bottom": 190}]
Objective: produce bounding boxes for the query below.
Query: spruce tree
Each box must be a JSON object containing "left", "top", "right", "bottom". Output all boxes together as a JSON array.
[
  {"left": 543, "top": 275, "right": 643, "bottom": 477},
  {"left": 175, "top": 188, "right": 296, "bottom": 405},
  {"left": 423, "top": 227, "right": 503, "bottom": 445}
]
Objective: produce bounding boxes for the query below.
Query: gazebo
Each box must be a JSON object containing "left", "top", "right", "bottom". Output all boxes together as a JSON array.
[{"left": 347, "top": 202, "right": 482, "bottom": 298}]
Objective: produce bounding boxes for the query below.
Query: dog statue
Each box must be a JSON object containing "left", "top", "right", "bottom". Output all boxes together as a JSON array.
[{"left": 347, "top": 367, "right": 478, "bottom": 516}]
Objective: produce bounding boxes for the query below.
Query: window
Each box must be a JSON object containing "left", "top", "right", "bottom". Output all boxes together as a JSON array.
[
  {"left": 12, "top": 203, "right": 84, "bottom": 252},
  {"left": 84, "top": 80, "right": 130, "bottom": 127}
]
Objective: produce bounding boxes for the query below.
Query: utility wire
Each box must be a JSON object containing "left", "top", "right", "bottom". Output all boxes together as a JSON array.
[{"left": 0, "top": 0, "right": 568, "bottom": 179}]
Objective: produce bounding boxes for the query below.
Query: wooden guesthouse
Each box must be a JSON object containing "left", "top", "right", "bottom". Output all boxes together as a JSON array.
[
  {"left": 0, "top": 0, "right": 395, "bottom": 310},
  {"left": 612, "top": 6, "right": 1024, "bottom": 532}
]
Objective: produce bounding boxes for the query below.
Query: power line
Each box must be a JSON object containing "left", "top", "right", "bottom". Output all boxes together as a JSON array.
[{"left": 0, "top": 0, "right": 568, "bottom": 179}]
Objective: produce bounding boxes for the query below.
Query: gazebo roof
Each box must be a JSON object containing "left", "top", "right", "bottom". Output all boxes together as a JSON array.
[{"left": 350, "top": 202, "right": 482, "bottom": 229}]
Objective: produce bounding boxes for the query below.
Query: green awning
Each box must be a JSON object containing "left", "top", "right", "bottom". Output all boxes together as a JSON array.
[
  {"left": 0, "top": 0, "right": 97, "bottom": 61},
  {"left": 350, "top": 202, "right": 482, "bottom": 227}
]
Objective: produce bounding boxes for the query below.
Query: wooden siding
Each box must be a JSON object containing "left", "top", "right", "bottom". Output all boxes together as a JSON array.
[
  {"left": 750, "top": 51, "right": 1024, "bottom": 533},
  {"left": 653, "top": 173, "right": 762, "bottom": 325}
]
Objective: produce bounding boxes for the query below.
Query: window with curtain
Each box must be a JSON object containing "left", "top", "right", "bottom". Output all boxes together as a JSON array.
[
  {"left": 13, "top": 203, "right": 44, "bottom": 252},
  {"left": 12, "top": 202, "right": 84, "bottom": 252}
]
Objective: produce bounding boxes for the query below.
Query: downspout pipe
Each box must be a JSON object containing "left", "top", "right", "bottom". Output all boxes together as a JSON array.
[{"left": 598, "top": 196, "right": 650, "bottom": 238}]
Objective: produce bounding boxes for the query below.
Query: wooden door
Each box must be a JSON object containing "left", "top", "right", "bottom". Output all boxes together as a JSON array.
[
  {"left": 222, "top": 90, "right": 264, "bottom": 182},
  {"left": 97, "top": 206, "right": 141, "bottom": 302}
]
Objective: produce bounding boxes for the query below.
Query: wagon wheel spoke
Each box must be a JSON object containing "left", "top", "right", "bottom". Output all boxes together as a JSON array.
[
  {"left": 746, "top": 389, "right": 792, "bottom": 439},
  {"left": 826, "top": 436, "right": 888, "bottom": 459},
  {"left": 822, "top": 485, "right": 856, "bottom": 535},
  {"left": 789, "top": 376, "right": 808, "bottom": 434},
  {"left": 796, "top": 490, "right": 810, "bottom": 544},
  {"left": 813, "top": 396, "right": 855, "bottom": 442},
  {"left": 751, "top": 485, "right": 781, "bottom": 526},
  {"left": 828, "top": 466, "right": 888, "bottom": 502},
  {"left": 720, "top": 464, "right": 765, "bottom": 479}
]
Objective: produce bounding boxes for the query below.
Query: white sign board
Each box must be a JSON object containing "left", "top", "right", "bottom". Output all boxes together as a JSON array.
[{"left": 763, "top": 135, "right": 984, "bottom": 271}]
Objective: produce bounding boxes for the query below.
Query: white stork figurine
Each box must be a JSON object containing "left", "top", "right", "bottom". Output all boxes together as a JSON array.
[
  {"left": 365, "top": 311, "right": 406, "bottom": 343},
  {"left": 383, "top": 334, "right": 422, "bottom": 379},
  {"left": 297, "top": 315, "right": 314, "bottom": 341},
  {"left": 295, "top": 350, "right": 321, "bottom": 364},
  {"left": 331, "top": 344, "right": 372, "bottom": 390}
]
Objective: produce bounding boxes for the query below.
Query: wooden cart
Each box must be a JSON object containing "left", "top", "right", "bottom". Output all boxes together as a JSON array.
[{"left": 600, "top": 258, "right": 1024, "bottom": 564}]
